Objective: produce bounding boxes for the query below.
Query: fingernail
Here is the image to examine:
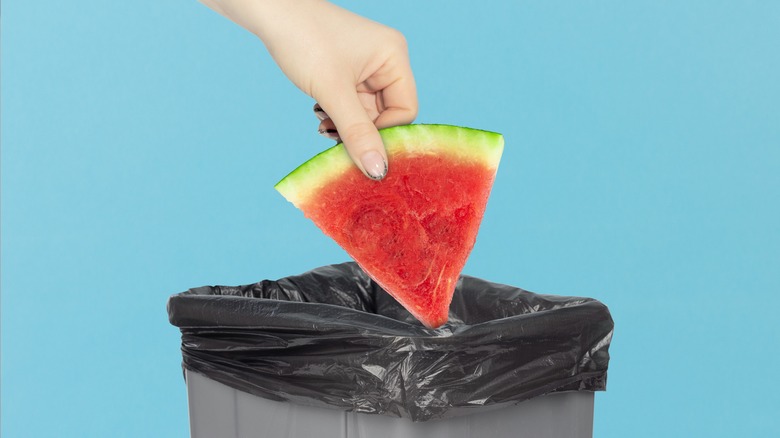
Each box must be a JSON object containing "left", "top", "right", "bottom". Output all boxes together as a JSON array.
[
  {"left": 318, "top": 128, "right": 340, "bottom": 141},
  {"left": 313, "top": 104, "right": 328, "bottom": 121},
  {"left": 361, "top": 150, "right": 387, "bottom": 180}
]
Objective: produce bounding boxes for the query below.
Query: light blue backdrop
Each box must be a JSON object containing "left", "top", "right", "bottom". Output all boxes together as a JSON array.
[{"left": 2, "top": 1, "right": 779, "bottom": 436}]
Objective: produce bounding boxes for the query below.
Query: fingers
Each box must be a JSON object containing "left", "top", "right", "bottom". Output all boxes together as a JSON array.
[
  {"left": 313, "top": 103, "right": 328, "bottom": 121},
  {"left": 315, "top": 87, "right": 388, "bottom": 180},
  {"left": 314, "top": 104, "right": 340, "bottom": 141},
  {"left": 372, "top": 65, "right": 418, "bottom": 129},
  {"left": 374, "top": 105, "right": 417, "bottom": 129},
  {"left": 311, "top": 55, "right": 417, "bottom": 181}
]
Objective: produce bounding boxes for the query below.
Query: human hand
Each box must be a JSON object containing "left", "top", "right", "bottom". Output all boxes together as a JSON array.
[{"left": 200, "top": 0, "right": 418, "bottom": 179}]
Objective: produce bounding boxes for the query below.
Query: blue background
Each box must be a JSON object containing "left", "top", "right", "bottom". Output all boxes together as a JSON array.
[{"left": 2, "top": 1, "right": 779, "bottom": 436}]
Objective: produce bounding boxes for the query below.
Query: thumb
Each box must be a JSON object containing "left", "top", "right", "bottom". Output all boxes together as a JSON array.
[{"left": 317, "top": 87, "right": 388, "bottom": 180}]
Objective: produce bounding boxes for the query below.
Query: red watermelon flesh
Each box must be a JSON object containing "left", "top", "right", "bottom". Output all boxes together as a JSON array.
[{"left": 275, "top": 124, "right": 503, "bottom": 328}]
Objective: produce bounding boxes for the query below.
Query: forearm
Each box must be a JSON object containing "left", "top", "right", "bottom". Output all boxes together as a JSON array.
[{"left": 198, "top": 0, "right": 328, "bottom": 42}]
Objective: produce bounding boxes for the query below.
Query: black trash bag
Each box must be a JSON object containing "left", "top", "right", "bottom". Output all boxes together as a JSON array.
[{"left": 167, "top": 262, "right": 613, "bottom": 422}]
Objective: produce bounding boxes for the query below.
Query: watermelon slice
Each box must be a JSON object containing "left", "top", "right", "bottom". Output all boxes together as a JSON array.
[{"left": 275, "top": 124, "right": 503, "bottom": 328}]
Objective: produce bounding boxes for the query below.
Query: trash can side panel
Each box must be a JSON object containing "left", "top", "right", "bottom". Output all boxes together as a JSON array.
[
  {"left": 466, "top": 392, "right": 593, "bottom": 438},
  {"left": 346, "top": 391, "right": 594, "bottom": 438},
  {"left": 235, "top": 386, "right": 347, "bottom": 438},
  {"left": 188, "top": 369, "right": 594, "bottom": 438},
  {"left": 186, "top": 370, "right": 238, "bottom": 438}
]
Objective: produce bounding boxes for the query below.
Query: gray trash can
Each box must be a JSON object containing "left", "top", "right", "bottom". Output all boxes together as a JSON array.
[
  {"left": 185, "top": 369, "right": 596, "bottom": 438},
  {"left": 168, "top": 263, "right": 613, "bottom": 438}
]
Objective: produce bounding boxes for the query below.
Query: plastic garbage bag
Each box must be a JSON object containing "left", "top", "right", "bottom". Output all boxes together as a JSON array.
[{"left": 167, "top": 262, "right": 613, "bottom": 422}]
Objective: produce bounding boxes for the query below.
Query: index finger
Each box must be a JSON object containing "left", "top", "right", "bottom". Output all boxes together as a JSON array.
[{"left": 362, "top": 60, "right": 418, "bottom": 129}]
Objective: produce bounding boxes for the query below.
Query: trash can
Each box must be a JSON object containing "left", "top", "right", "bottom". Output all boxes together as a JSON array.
[{"left": 168, "top": 262, "right": 613, "bottom": 438}]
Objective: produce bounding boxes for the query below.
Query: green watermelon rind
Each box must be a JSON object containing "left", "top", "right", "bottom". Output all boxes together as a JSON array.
[{"left": 275, "top": 124, "right": 504, "bottom": 207}]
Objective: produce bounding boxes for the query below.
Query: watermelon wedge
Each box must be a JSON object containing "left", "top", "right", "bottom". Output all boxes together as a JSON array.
[{"left": 275, "top": 124, "right": 503, "bottom": 328}]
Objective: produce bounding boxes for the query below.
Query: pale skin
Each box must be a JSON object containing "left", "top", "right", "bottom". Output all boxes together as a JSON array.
[{"left": 199, "top": 0, "right": 419, "bottom": 179}]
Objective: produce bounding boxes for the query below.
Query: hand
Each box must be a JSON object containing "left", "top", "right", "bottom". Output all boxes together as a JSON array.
[{"left": 200, "top": 0, "right": 418, "bottom": 179}]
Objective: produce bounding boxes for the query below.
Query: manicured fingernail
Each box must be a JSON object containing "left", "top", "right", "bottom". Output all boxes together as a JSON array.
[
  {"left": 313, "top": 104, "right": 328, "bottom": 121},
  {"left": 361, "top": 150, "right": 387, "bottom": 180},
  {"left": 318, "top": 128, "right": 340, "bottom": 141}
]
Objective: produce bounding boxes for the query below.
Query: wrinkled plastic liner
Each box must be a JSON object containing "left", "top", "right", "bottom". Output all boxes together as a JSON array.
[{"left": 167, "top": 262, "right": 613, "bottom": 422}]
